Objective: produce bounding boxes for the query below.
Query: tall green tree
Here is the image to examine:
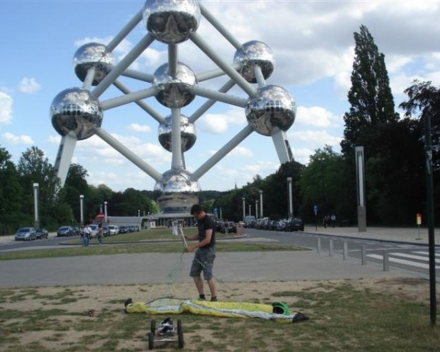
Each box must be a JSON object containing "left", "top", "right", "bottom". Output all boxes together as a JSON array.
[
  {"left": 17, "top": 146, "right": 59, "bottom": 227},
  {"left": 0, "top": 146, "right": 23, "bottom": 233},
  {"left": 341, "top": 25, "right": 399, "bottom": 155},
  {"left": 400, "top": 80, "right": 440, "bottom": 223},
  {"left": 64, "top": 164, "right": 89, "bottom": 222}
]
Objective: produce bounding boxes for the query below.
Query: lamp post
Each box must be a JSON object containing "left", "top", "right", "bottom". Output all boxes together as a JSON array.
[
  {"left": 33, "top": 183, "right": 39, "bottom": 229},
  {"left": 355, "top": 146, "right": 366, "bottom": 232},
  {"left": 248, "top": 204, "right": 251, "bottom": 216},
  {"left": 259, "top": 190, "right": 263, "bottom": 218},
  {"left": 138, "top": 209, "right": 140, "bottom": 217},
  {"left": 287, "top": 177, "right": 293, "bottom": 218},
  {"left": 242, "top": 197, "right": 245, "bottom": 221},
  {"left": 255, "top": 200, "right": 259, "bottom": 219},
  {"left": 79, "top": 195, "right": 84, "bottom": 226},
  {"left": 104, "top": 201, "right": 108, "bottom": 223}
]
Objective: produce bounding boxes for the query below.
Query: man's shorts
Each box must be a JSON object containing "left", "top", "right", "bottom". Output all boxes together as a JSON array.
[{"left": 190, "top": 247, "right": 216, "bottom": 280}]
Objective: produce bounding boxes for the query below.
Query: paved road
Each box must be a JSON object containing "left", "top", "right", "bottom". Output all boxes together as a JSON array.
[{"left": 1, "top": 226, "right": 432, "bottom": 288}]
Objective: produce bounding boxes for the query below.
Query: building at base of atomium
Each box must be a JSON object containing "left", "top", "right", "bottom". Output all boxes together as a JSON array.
[{"left": 50, "top": 0, "right": 296, "bottom": 214}]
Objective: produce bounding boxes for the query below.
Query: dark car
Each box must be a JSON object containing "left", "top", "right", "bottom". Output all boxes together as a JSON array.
[
  {"left": 35, "top": 228, "right": 49, "bottom": 239},
  {"left": 219, "top": 221, "right": 237, "bottom": 234},
  {"left": 57, "top": 226, "right": 74, "bottom": 237},
  {"left": 119, "top": 226, "right": 128, "bottom": 234},
  {"left": 287, "top": 218, "right": 304, "bottom": 232}
]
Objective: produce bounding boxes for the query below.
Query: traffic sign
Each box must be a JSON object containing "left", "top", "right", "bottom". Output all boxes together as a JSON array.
[
  {"left": 97, "top": 212, "right": 105, "bottom": 220},
  {"left": 313, "top": 205, "right": 318, "bottom": 214}
]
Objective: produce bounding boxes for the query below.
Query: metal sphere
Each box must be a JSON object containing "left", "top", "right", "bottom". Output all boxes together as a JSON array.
[
  {"left": 154, "top": 168, "right": 201, "bottom": 213},
  {"left": 158, "top": 115, "right": 197, "bottom": 152},
  {"left": 245, "top": 85, "right": 296, "bottom": 136},
  {"left": 234, "top": 41, "right": 275, "bottom": 83},
  {"left": 153, "top": 62, "right": 197, "bottom": 108},
  {"left": 73, "top": 43, "right": 114, "bottom": 86},
  {"left": 142, "top": 0, "right": 201, "bottom": 44},
  {"left": 50, "top": 88, "right": 103, "bottom": 140}
]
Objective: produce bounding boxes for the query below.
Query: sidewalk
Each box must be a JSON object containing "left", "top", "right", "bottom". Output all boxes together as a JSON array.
[{"left": 304, "top": 226, "right": 440, "bottom": 246}]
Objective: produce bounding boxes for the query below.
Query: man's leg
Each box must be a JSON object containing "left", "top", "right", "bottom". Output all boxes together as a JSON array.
[
  {"left": 207, "top": 278, "right": 217, "bottom": 298},
  {"left": 193, "top": 275, "right": 204, "bottom": 295}
]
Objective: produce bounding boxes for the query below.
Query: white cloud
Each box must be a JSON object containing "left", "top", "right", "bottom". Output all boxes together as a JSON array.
[
  {"left": 0, "top": 92, "right": 13, "bottom": 125},
  {"left": 18, "top": 77, "right": 41, "bottom": 94},
  {"left": 128, "top": 123, "right": 152, "bottom": 133},
  {"left": 296, "top": 106, "right": 342, "bottom": 128},
  {"left": 2, "top": 132, "right": 34, "bottom": 145},
  {"left": 289, "top": 129, "right": 342, "bottom": 150}
]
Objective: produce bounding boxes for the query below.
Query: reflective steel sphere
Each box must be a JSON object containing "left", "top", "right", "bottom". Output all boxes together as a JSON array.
[
  {"left": 153, "top": 62, "right": 197, "bottom": 108},
  {"left": 73, "top": 43, "right": 114, "bottom": 86},
  {"left": 245, "top": 85, "right": 296, "bottom": 136},
  {"left": 234, "top": 40, "right": 274, "bottom": 83},
  {"left": 143, "top": 0, "right": 201, "bottom": 44},
  {"left": 51, "top": 88, "right": 103, "bottom": 140},
  {"left": 154, "top": 168, "right": 201, "bottom": 213},
  {"left": 158, "top": 115, "right": 197, "bottom": 152}
]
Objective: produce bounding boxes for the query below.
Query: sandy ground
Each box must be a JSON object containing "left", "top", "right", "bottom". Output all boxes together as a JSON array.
[{"left": 1, "top": 276, "right": 437, "bottom": 351}]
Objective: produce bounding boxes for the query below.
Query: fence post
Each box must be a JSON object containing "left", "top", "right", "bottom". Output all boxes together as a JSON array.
[
  {"left": 343, "top": 242, "right": 348, "bottom": 260},
  {"left": 329, "top": 239, "right": 333, "bottom": 257},
  {"left": 361, "top": 245, "right": 367, "bottom": 265},
  {"left": 383, "top": 250, "right": 389, "bottom": 271},
  {"left": 317, "top": 237, "right": 321, "bottom": 253}
]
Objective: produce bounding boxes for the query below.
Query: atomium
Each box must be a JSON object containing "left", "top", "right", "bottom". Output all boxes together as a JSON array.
[
  {"left": 51, "top": 0, "right": 297, "bottom": 214},
  {"left": 142, "top": 0, "right": 201, "bottom": 44},
  {"left": 158, "top": 115, "right": 196, "bottom": 152},
  {"left": 153, "top": 62, "right": 197, "bottom": 108},
  {"left": 73, "top": 43, "right": 114, "bottom": 86},
  {"left": 234, "top": 40, "right": 274, "bottom": 83},
  {"left": 51, "top": 88, "right": 103, "bottom": 140},
  {"left": 246, "top": 85, "right": 296, "bottom": 136}
]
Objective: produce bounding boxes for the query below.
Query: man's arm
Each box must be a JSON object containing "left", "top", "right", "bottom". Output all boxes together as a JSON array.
[{"left": 185, "top": 230, "right": 212, "bottom": 252}]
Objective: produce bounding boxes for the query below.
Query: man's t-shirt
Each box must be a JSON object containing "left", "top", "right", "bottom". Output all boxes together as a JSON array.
[{"left": 197, "top": 215, "right": 216, "bottom": 249}]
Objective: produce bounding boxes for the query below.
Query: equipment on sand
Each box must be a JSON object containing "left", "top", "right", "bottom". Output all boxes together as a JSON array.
[{"left": 147, "top": 317, "right": 184, "bottom": 350}]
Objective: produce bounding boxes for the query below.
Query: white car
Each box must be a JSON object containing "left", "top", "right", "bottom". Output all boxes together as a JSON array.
[{"left": 107, "top": 225, "right": 119, "bottom": 236}]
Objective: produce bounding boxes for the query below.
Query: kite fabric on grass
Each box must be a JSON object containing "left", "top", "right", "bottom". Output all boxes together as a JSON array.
[{"left": 124, "top": 298, "right": 309, "bottom": 323}]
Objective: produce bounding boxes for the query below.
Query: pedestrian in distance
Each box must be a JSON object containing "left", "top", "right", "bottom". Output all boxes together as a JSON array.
[
  {"left": 97, "top": 223, "right": 104, "bottom": 245},
  {"left": 84, "top": 224, "right": 92, "bottom": 247},
  {"left": 80, "top": 225, "right": 86, "bottom": 247},
  {"left": 184, "top": 204, "right": 218, "bottom": 302}
]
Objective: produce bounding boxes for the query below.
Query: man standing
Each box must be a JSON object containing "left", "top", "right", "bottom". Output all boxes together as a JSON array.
[{"left": 185, "top": 204, "right": 218, "bottom": 301}]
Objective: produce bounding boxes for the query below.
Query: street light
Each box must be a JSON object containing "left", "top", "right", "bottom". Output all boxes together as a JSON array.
[
  {"left": 287, "top": 177, "right": 293, "bottom": 218},
  {"left": 138, "top": 209, "right": 140, "bottom": 217},
  {"left": 248, "top": 204, "right": 251, "bottom": 216},
  {"left": 79, "top": 195, "right": 84, "bottom": 226},
  {"left": 242, "top": 197, "right": 245, "bottom": 221},
  {"left": 255, "top": 200, "right": 259, "bottom": 219},
  {"left": 33, "top": 183, "right": 39, "bottom": 229},
  {"left": 259, "top": 190, "right": 263, "bottom": 218},
  {"left": 104, "top": 201, "right": 108, "bottom": 223}
]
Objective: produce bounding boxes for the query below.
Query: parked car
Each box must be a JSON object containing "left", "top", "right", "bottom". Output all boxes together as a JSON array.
[
  {"left": 57, "top": 226, "right": 74, "bottom": 237},
  {"left": 119, "top": 226, "right": 128, "bottom": 234},
  {"left": 286, "top": 218, "right": 304, "bottom": 232},
  {"left": 35, "top": 228, "right": 49, "bottom": 239},
  {"left": 107, "top": 225, "right": 119, "bottom": 236},
  {"left": 72, "top": 227, "right": 80, "bottom": 236},
  {"left": 15, "top": 227, "right": 37, "bottom": 241},
  {"left": 219, "top": 221, "right": 237, "bottom": 234}
]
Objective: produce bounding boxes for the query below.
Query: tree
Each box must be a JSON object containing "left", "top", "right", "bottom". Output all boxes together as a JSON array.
[
  {"left": 64, "top": 164, "right": 89, "bottom": 222},
  {"left": 0, "top": 146, "right": 23, "bottom": 233},
  {"left": 400, "top": 80, "right": 440, "bottom": 223},
  {"left": 17, "top": 146, "right": 59, "bottom": 227},
  {"left": 341, "top": 25, "right": 399, "bottom": 155}
]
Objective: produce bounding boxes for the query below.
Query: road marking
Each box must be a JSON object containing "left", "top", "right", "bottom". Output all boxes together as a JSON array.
[
  {"left": 367, "top": 254, "right": 440, "bottom": 269},
  {"left": 390, "top": 252, "right": 440, "bottom": 264}
]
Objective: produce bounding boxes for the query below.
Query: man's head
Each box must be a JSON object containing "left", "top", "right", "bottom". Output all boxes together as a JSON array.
[{"left": 190, "top": 204, "right": 204, "bottom": 220}]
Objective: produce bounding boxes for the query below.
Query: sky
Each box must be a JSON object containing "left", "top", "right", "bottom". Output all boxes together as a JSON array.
[{"left": 1, "top": 0, "right": 440, "bottom": 193}]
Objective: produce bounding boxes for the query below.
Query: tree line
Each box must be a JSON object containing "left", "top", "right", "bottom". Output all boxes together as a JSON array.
[{"left": 1, "top": 25, "right": 440, "bottom": 234}]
